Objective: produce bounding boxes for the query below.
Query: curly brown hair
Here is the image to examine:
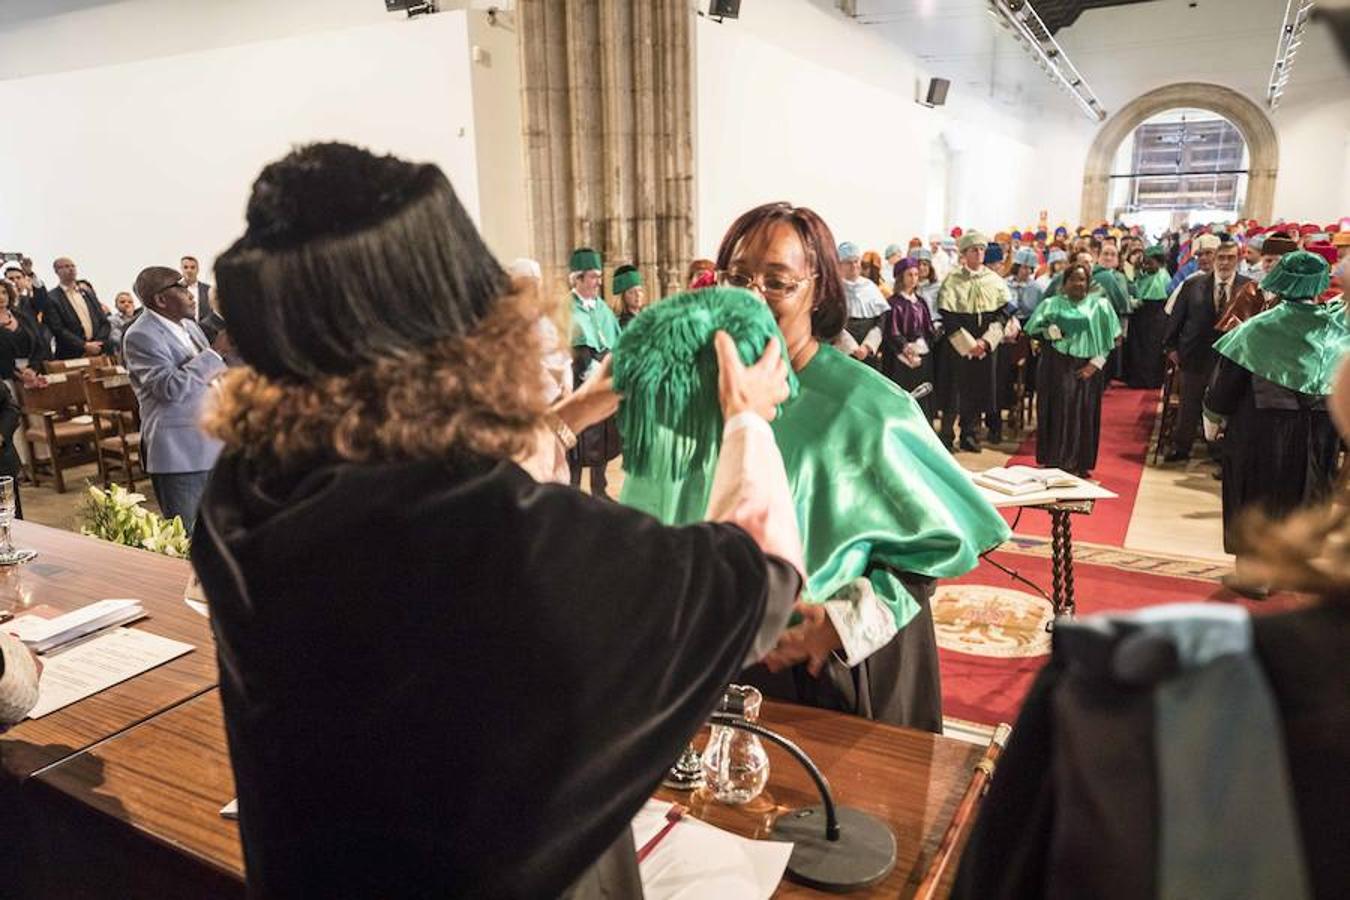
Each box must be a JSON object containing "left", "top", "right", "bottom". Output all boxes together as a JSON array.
[
  {"left": 204, "top": 284, "right": 547, "bottom": 472},
  {"left": 1236, "top": 487, "right": 1350, "bottom": 599}
]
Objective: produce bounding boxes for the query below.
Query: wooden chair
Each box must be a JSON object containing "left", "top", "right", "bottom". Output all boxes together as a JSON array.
[
  {"left": 15, "top": 374, "right": 98, "bottom": 493},
  {"left": 1152, "top": 361, "right": 1182, "bottom": 464},
  {"left": 92, "top": 363, "right": 129, "bottom": 379},
  {"left": 44, "top": 355, "right": 114, "bottom": 376},
  {"left": 83, "top": 374, "right": 142, "bottom": 490},
  {"left": 1006, "top": 334, "right": 1034, "bottom": 437}
]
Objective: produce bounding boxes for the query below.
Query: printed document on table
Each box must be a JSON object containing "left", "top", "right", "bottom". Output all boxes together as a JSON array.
[
  {"left": 638, "top": 811, "right": 792, "bottom": 900},
  {"left": 27, "top": 628, "right": 194, "bottom": 718}
]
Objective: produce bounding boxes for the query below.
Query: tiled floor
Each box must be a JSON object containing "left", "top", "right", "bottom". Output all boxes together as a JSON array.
[{"left": 20, "top": 463, "right": 161, "bottom": 534}]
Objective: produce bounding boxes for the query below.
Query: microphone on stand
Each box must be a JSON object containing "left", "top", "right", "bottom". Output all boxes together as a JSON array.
[{"left": 711, "top": 694, "right": 897, "bottom": 893}]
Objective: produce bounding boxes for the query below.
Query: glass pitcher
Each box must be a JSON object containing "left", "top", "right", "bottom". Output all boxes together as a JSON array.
[{"left": 701, "top": 684, "right": 770, "bottom": 805}]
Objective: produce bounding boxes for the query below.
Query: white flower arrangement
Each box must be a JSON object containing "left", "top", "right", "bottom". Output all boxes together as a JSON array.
[{"left": 80, "top": 484, "right": 191, "bottom": 558}]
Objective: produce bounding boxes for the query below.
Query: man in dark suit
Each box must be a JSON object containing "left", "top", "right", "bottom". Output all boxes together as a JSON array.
[
  {"left": 1162, "top": 238, "right": 1249, "bottom": 462},
  {"left": 179, "top": 255, "right": 220, "bottom": 341},
  {"left": 45, "top": 257, "right": 112, "bottom": 359}
]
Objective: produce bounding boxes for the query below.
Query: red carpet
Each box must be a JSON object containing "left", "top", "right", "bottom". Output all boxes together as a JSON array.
[
  {"left": 937, "top": 548, "right": 1297, "bottom": 726},
  {"left": 999, "top": 386, "right": 1158, "bottom": 547}
]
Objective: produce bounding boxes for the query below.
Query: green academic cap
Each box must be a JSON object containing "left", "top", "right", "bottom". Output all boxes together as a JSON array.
[
  {"left": 1260, "top": 250, "right": 1330, "bottom": 300},
  {"left": 1145, "top": 245, "right": 1166, "bottom": 259},
  {"left": 612, "top": 287, "right": 798, "bottom": 480},
  {"left": 612, "top": 264, "right": 643, "bottom": 295},
  {"left": 569, "top": 247, "right": 603, "bottom": 274}
]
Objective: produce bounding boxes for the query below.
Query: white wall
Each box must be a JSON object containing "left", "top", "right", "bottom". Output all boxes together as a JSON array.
[
  {"left": 1270, "top": 95, "right": 1350, "bottom": 225},
  {"left": 0, "top": 0, "right": 388, "bottom": 81},
  {"left": 693, "top": 1, "right": 1091, "bottom": 255},
  {"left": 466, "top": 11, "right": 529, "bottom": 261},
  {"left": 0, "top": 3, "right": 528, "bottom": 300}
]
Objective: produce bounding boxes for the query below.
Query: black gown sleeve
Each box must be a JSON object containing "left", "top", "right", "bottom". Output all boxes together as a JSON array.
[
  {"left": 491, "top": 474, "right": 798, "bottom": 896},
  {"left": 1204, "top": 356, "right": 1250, "bottom": 417},
  {"left": 1162, "top": 290, "right": 1187, "bottom": 352}
]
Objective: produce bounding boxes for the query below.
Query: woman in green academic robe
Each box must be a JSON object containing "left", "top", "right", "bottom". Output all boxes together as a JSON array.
[
  {"left": 1025, "top": 262, "right": 1121, "bottom": 478},
  {"left": 620, "top": 202, "right": 1010, "bottom": 733},
  {"left": 1124, "top": 246, "right": 1172, "bottom": 389}
]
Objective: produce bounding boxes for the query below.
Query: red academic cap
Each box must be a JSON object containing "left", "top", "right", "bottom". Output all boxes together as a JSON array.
[
  {"left": 1306, "top": 243, "right": 1339, "bottom": 265},
  {"left": 1299, "top": 223, "right": 1319, "bottom": 235},
  {"left": 951, "top": 227, "right": 963, "bottom": 238}
]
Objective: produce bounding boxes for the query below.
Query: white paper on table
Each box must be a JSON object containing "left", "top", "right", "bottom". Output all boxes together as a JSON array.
[
  {"left": 638, "top": 813, "right": 792, "bottom": 900},
  {"left": 632, "top": 799, "right": 679, "bottom": 852},
  {"left": 184, "top": 571, "right": 209, "bottom": 619},
  {"left": 8, "top": 598, "right": 145, "bottom": 653},
  {"left": 26, "top": 628, "right": 194, "bottom": 718}
]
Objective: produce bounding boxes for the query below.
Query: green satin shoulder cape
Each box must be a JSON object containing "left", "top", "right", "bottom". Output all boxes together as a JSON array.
[
  {"left": 1213, "top": 300, "right": 1350, "bottom": 396},
  {"left": 1025, "top": 290, "right": 1122, "bottom": 359},
  {"left": 620, "top": 344, "right": 1010, "bottom": 630},
  {"left": 571, "top": 292, "right": 621, "bottom": 352},
  {"left": 1092, "top": 265, "right": 1132, "bottom": 315},
  {"left": 1133, "top": 270, "right": 1170, "bottom": 302}
]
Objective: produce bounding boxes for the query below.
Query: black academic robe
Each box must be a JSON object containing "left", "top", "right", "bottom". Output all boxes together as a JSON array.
[
  {"left": 953, "top": 600, "right": 1350, "bottom": 900},
  {"left": 741, "top": 574, "right": 942, "bottom": 733},
  {"left": 0, "top": 386, "right": 21, "bottom": 519},
  {"left": 936, "top": 310, "right": 1008, "bottom": 441},
  {"left": 571, "top": 347, "right": 622, "bottom": 468},
  {"left": 193, "top": 452, "right": 799, "bottom": 899},
  {"left": 0, "top": 310, "right": 50, "bottom": 379},
  {"left": 1034, "top": 344, "right": 1105, "bottom": 476},
  {"left": 1204, "top": 359, "right": 1340, "bottom": 554},
  {"left": 1124, "top": 302, "right": 1168, "bottom": 389},
  {"left": 879, "top": 296, "right": 938, "bottom": 422}
]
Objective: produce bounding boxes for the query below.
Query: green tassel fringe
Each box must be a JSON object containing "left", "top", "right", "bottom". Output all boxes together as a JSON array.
[
  {"left": 612, "top": 287, "right": 798, "bottom": 481},
  {"left": 1260, "top": 250, "right": 1331, "bottom": 300}
]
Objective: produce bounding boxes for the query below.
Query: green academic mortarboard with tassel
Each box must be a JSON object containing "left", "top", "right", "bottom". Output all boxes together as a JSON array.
[
  {"left": 1260, "top": 249, "right": 1331, "bottom": 300},
  {"left": 569, "top": 247, "right": 603, "bottom": 273},
  {"left": 612, "top": 265, "right": 643, "bottom": 295},
  {"left": 612, "top": 287, "right": 798, "bottom": 481}
]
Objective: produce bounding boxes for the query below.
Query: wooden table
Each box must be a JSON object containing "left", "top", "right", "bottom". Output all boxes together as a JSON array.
[
  {"left": 25, "top": 690, "right": 242, "bottom": 899},
  {"left": 27, "top": 692, "right": 983, "bottom": 899},
  {"left": 657, "top": 700, "right": 982, "bottom": 898},
  {"left": 0, "top": 521, "right": 211, "bottom": 782}
]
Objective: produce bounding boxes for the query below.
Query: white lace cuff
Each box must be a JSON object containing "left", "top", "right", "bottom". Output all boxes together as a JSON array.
[{"left": 822, "top": 578, "right": 899, "bottom": 667}]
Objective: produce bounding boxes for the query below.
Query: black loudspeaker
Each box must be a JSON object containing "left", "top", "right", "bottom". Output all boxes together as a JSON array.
[
  {"left": 709, "top": 0, "right": 742, "bottom": 19},
  {"left": 925, "top": 78, "right": 950, "bottom": 106}
]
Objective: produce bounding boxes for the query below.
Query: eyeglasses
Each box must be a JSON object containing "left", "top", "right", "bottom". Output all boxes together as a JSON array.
[
  {"left": 154, "top": 277, "right": 189, "bottom": 298},
  {"left": 718, "top": 269, "right": 814, "bottom": 301}
]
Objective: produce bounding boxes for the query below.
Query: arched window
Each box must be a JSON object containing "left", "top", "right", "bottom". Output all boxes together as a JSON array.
[{"left": 1107, "top": 108, "right": 1250, "bottom": 232}]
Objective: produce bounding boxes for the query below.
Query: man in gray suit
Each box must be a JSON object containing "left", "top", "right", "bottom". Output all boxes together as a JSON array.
[{"left": 125, "top": 266, "right": 229, "bottom": 534}]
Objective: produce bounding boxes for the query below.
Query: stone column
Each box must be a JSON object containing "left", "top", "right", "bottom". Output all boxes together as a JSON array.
[{"left": 518, "top": 0, "right": 695, "bottom": 303}]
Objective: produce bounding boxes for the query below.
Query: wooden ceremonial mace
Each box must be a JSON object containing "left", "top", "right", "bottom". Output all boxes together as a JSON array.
[{"left": 914, "top": 722, "right": 1013, "bottom": 900}]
